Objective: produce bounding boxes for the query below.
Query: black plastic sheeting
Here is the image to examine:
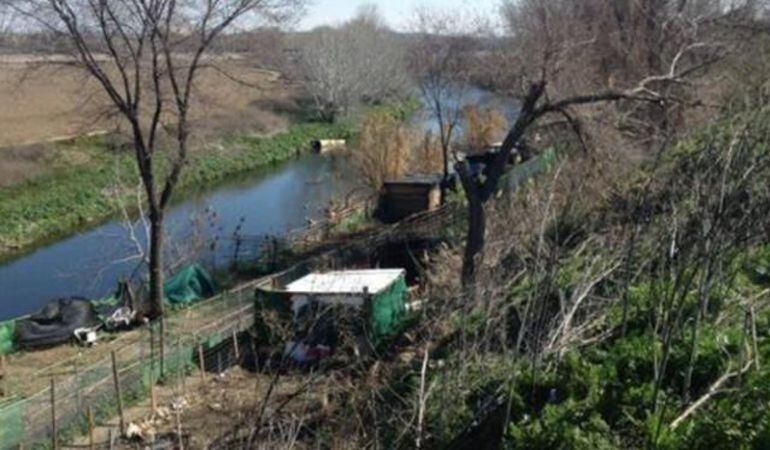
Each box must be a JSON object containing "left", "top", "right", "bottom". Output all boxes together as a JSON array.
[{"left": 15, "top": 298, "right": 100, "bottom": 349}]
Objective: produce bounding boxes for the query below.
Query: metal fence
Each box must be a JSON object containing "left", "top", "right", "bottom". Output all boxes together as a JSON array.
[
  {"left": 0, "top": 206, "right": 463, "bottom": 448},
  {"left": 0, "top": 277, "right": 264, "bottom": 450}
]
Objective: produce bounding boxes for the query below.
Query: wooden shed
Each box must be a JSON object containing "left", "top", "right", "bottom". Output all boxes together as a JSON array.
[{"left": 380, "top": 174, "right": 443, "bottom": 223}]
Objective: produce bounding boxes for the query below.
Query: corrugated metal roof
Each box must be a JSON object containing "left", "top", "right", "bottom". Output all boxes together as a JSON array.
[{"left": 285, "top": 269, "right": 405, "bottom": 295}]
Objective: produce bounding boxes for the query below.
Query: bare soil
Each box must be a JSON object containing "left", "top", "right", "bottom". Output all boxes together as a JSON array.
[
  {"left": 64, "top": 366, "right": 345, "bottom": 449},
  {"left": 0, "top": 56, "right": 302, "bottom": 187}
]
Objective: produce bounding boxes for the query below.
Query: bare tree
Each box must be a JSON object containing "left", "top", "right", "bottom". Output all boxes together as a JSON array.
[
  {"left": 8, "top": 0, "right": 304, "bottom": 317},
  {"left": 297, "top": 4, "right": 411, "bottom": 122},
  {"left": 0, "top": 3, "right": 13, "bottom": 37},
  {"left": 409, "top": 10, "right": 477, "bottom": 181},
  {"left": 456, "top": 0, "right": 750, "bottom": 289}
]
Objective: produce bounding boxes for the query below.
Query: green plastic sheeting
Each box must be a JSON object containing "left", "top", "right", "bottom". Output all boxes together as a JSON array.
[
  {"left": 0, "top": 320, "right": 15, "bottom": 356},
  {"left": 369, "top": 276, "right": 408, "bottom": 342},
  {"left": 94, "top": 265, "right": 218, "bottom": 309},
  {"left": 500, "top": 147, "right": 557, "bottom": 192},
  {"left": 0, "top": 398, "right": 24, "bottom": 449},
  {"left": 164, "top": 264, "right": 219, "bottom": 306}
]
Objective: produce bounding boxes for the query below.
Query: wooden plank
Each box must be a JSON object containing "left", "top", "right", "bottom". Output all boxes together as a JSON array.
[
  {"left": 50, "top": 378, "right": 57, "bottom": 450},
  {"left": 87, "top": 406, "right": 95, "bottom": 450}
]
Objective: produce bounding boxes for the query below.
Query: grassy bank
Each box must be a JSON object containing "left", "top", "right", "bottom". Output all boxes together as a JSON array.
[{"left": 0, "top": 122, "right": 352, "bottom": 258}]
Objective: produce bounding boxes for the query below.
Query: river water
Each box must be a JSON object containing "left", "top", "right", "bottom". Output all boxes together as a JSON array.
[
  {"left": 0, "top": 88, "right": 519, "bottom": 321},
  {"left": 0, "top": 153, "right": 352, "bottom": 320}
]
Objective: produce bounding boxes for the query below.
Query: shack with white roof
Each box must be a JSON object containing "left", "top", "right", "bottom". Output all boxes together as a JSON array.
[{"left": 255, "top": 269, "right": 408, "bottom": 361}]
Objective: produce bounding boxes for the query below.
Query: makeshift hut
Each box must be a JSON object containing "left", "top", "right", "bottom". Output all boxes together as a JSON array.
[
  {"left": 380, "top": 174, "right": 443, "bottom": 223},
  {"left": 255, "top": 269, "right": 408, "bottom": 361}
]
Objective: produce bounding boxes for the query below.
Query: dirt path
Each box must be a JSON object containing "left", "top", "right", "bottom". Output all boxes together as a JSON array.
[
  {"left": 64, "top": 365, "right": 332, "bottom": 449},
  {"left": 65, "top": 367, "right": 263, "bottom": 449}
]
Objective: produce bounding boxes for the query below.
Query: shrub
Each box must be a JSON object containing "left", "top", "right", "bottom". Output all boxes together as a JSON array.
[{"left": 352, "top": 111, "right": 413, "bottom": 190}]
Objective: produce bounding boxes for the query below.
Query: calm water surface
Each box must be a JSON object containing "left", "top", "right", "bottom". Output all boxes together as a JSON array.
[{"left": 0, "top": 153, "right": 351, "bottom": 320}]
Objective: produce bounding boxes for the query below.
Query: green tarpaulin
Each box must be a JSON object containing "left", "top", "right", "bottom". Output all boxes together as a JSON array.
[
  {"left": 94, "top": 265, "right": 218, "bottom": 308},
  {"left": 370, "top": 276, "right": 408, "bottom": 341},
  {"left": 164, "top": 264, "right": 219, "bottom": 306},
  {"left": 0, "top": 320, "right": 15, "bottom": 355},
  {"left": 500, "top": 147, "right": 557, "bottom": 192},
  {"left": 0, "top": 398, "right": 24, "bottom": 449}
]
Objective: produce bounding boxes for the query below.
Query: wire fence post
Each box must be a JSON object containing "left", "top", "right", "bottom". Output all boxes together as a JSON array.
[
  {"left": 50, "top": 378, "right": 58, "bottom": 450},
  {"left": 87, "top": 406, "right": 95, "bottom": 450},
  {"left": 160, "top": 316, "right": 166, "bottom": 380},
  {"left": 142, "top": 321, "right": 155, "bottom": 415},
  {"left": 74, "top": 354, "right": 82, "bottom": 413},
  {"left": 232, "top": 331, "right": 240, "bottom": 362},
  {"left": 178, "top": 337, "right": 187, "bottom": 396},
  {"left": 111, "top": 351, "right": 125, "bottom": 436},
  {"left": 175, "top": 409, "right": 184, "bottom": 450},
  {"left": 0, "top": 354, "right": 6, "bottom": 397},
  {"left": 198, "top": 343, "right": 206, "bottom": 383}
]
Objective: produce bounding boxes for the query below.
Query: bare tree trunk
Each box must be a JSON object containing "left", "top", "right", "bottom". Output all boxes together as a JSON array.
[
  {"left": 442, "top": 143, "right": 450, "bottom": 181},
  {"left": 461, "top": 193, "right": 485, "bottom": 289},
  {"left": 148, "top": 209, "right": 165, "bottom": 318},
  {"left": 456, "top": 82, "right": 545, "bottom": 291}
]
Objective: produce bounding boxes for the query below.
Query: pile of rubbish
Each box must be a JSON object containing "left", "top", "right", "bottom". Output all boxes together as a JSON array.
[
  {"left": 0, "top": 264, "right": 218, "bottom": 354},
  {"left": 15, "top": 298, "right": 100, "bottom": 349}
]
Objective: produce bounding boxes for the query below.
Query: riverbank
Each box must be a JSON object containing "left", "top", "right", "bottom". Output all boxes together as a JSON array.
[
  {"left": 0, "top": 93, "right": 422, "bottom": 261},
  {"left": 0, "top": 122, "right": 352, "bottom": 260}
]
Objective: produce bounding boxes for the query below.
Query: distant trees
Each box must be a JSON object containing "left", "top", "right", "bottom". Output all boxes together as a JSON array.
[
  {"left": 7, "top": 0, "right": 304, "bottom": 318},
  {"left": 298, "top": 5, "right": 411, "bottom": 122},
  {"left": 499, "top": 0, "right": 763, "bottom": 139}
]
